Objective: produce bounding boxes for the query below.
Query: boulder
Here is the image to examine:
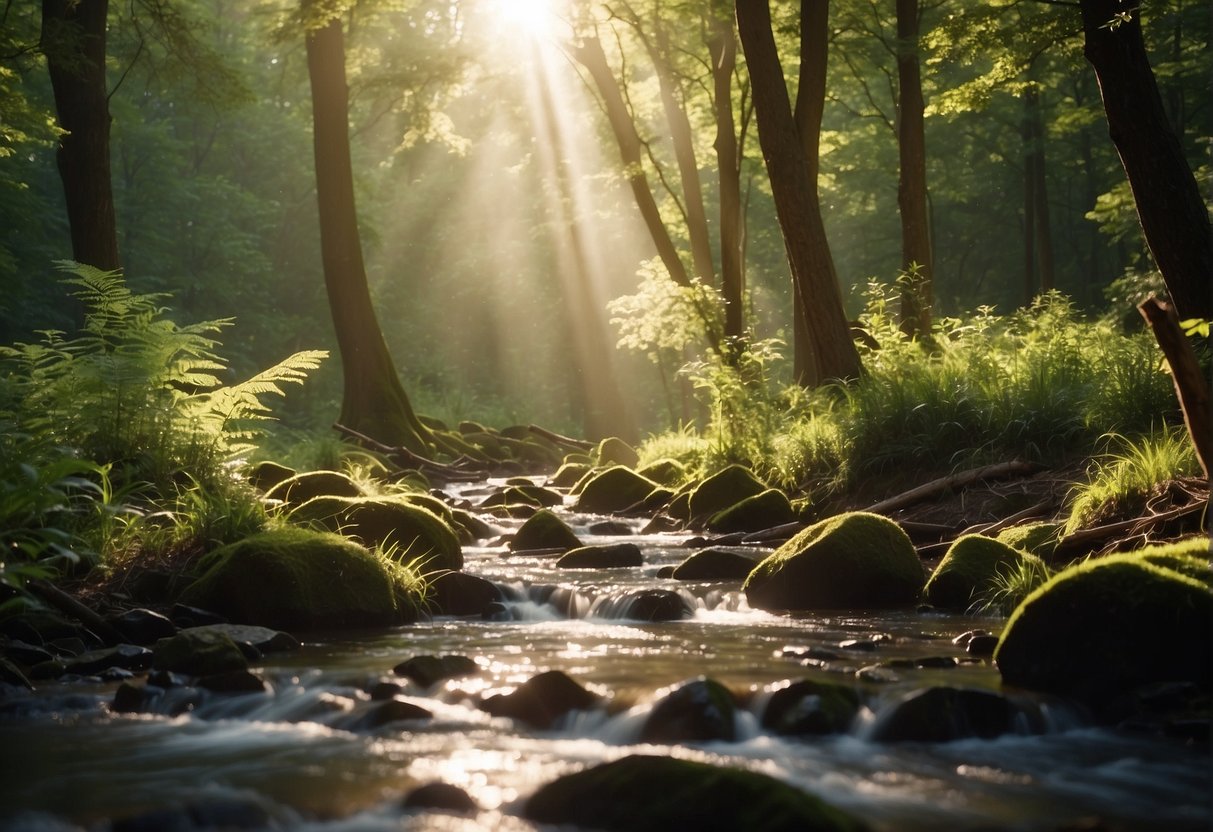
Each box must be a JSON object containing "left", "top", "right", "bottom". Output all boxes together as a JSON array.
[
  {"left": 672, "top": 548, "right": 760, "bottom": 581},
  {"left": 512, "top": 509, "right": 582, "bottom": 553},
  {"left": 182, "top": 624, "right": 300, "bottom": 655},
  {"left": 354, "top": 698, "right": 433, "bottom": 729},
  {"left": 198, "top": 669, "right": 267, "bottom": 694},
  {"left": 596, "top": 436, "right": 640, "bottom": 468},
  {"left": 923, "top": 535, "right": 1049, "bottom": 612},
  {"left": 449, "top": 508, "right": 495, "bottom": 543},
  {"left": 263, "top": 470, "right": 362, "bottom": 507},
  {"left": 995, "top": 522, "right": 1063, "bottom": 561},
  {"left": 707, "top": 489, "right": 796, "bottom": 533},
  {"left": 394, "top": 654, "right": 479, "bottom": 688},
  {"left": 550, "top": 461, "right": 592, "bottom": 488},
  {"left": 153, "top": 629, "right": 248, "bottom": 676},
  {"left": 688, "top": 466, "right": 767, "bottom": 521},
  {"left": 1134, "top": 536, "right": 1211, "bottom": 584},
  {"left": 479, "top": 485, "right": 562, "bottom": 509},
  {"left": 637, "top": 458, "right": 686, "bottom": 487},
  {"left": 743, "top": 512, "right": 925, "bottom": 611},
  {"left": 105, "top": 608, "right": 177, "bottom": 645},
  {"left": 403, "top": 782, "right": 478, "bottom": 815},
  {"left": 426, "top": 571, "right": 503, "bottom": 617},
  {"left": 557, "top": 543, "right": 643, "bottom": 569},
  {"left": 480, "top": 670, "right": 601, "bottom": 729},
  {"left": 995, "top": 552, "right": 1212, "bottom": 709},
  {"left": 290, "top": 496, "right": 462, "bottom": 572},
  {"left": 247, "top": 460, "right": 296, "bottom": 493},
  {"left": 576, "top": 467, "right": 659, "bottom": 514},
  {"left": 640, "top": 677, "right": 737, "bottom": 743},
  {"left": 525, "top": 755, "right": 868, "bottom": 832},
  {"left": 589, "top": 589, "right": 695, "bottom": 622},
  {"left": 179, "top": 528, "right": 419, "bottom": 631},
  {"left": 868, "top": 687, "right": 1016, "bottom": 743},
  {"left": 66, "top": 644, "right": 154, "bottom": 675},
  {"left": 762, "top": 679, "right": 860, "bottom": 736}
]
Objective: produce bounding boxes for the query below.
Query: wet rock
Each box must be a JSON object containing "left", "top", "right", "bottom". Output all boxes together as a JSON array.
[
  {"left": 357, "top": 697, "right": 433, "bottom": 729},
  {"left": 745, "top": 512, "right": 925, "bottom": 611},
  {"left": 169, "top": 604, "right": 227, "bottom": 628},
  {"left": 153, "top": 629, "right": 248, "bottom": 676},
  {"left": 855, "top": 666, "right": 901, "bottom": 684},
  {"left": 368, "top": 680, "right": 407, "bottom": 700},
  {"left": 642, "top": 514, "right": 683, "bottom": 534},
  {"left": 67, "top": 644, "right": 153, "bottom": 676},
  {"left": 394, "top": 654, "right": 479, "bottom": 688},
  {"left": 108, "top": 798, "right": 270, "bottom": 832},
  {"left": 147, "top": 670, "right": 189, "bottom": 688},
  {"left": 924, "top": 535, "right": 1049, "bottom": 612},
  {"left": 480, "top": 670, "right": 600, "bottom": 729},
  {"left": 869, "top": 686, "right": 1017, "bottom": 742},
  {"left": 512, "top": 509, "right": 582, "bottom": 553},
  {"left": 838, "top": 638, "right": 880, "bottom": 652},
  {"left": 575, "top": 466, "right": 659, "bottom": 514},
  {"left": 588, "top": 520, "right": 632, "bottom": 535},
  {"left": 636, "top": 458, "right": 686, "bottom": 487},
  {"left": 967, "top": 635, "right": 999, "bottom": 657},
  {"left": 915, "top": 656, "right": 959, "bottom": 669},
  {"left": 655, "top": 566, "right": 675, "bottom": 579},
  {"left": 640, "top": 677, "right": 736, "bottom": 743},
  {"left": 688, "top": 465, "right": 768, "bottom": 522},
  {"left": 403, "top": 781, "right": 478, "bottom": 815},
  {"left": 28, "top": 660, "right": 66, "bottom": 680},
  {"left": 707, "top": 489, "right": 796, "bottom": 534},
  {"left": 781, "top": 646, "right": 844, "bottom": 663},
  {"left": 525, "top": 754, "right": 868, "bottom": 832},
  {"left": 450, "top": 508, "right": 495, "bottom": 543},
  {"left": 550, "top": 461, "right": 591, "bottom": 488},
  {"left": 182, "top": 624, "right": 299, "bottom": 655},
  {"left": 427, "top": 571, "right": 503, "bottom": 617},
  {"left": 105, "top": 608, "right": 177, "bottom": 646},
  {"left": 289, "top": 495, "right": 462, "bottom": 572},
  {"left": 557, "top": 543, "right": 643, "bottom": 569},
  {"left": 198, "top": 669, "right": 266, "bottom": 694},
  {"left": 590, "top": 589, "right": 694, "bottom": 622},
  {"left": 112, "top": 680, "right": 164, "bottom": 713},
  {"left": 672, "top": 548, "right": 760, "bottom": 581},
  {"left": 247, "top": 459, "right": 296, "bottom": 492},
  {"left": 263, "top": 469, "right": 362, "bottom": 507},
  {"left": 762, "top": 679, "right": 861, "bottom": 736}
]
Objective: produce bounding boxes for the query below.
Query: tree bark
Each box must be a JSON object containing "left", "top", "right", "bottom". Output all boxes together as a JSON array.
[
  {"left": 1024, "top": 83, "right": 1055, "bottom": 294},
  {"left": 1079, "top": 0, "right": 1213, "bottom": 322},
  {"left": 1138, "top": 297, "right": 1211, "bottom": 479},
  {"left": 737, "top": 0, "right": 862, "bottom": 384},
  {"left": 708, "top": 3, "right": 746, "bottom": 342},
  {"left": 304, "top": 8, "right": 430, "bottom": 453},
  {"left": 894, "top": 0, "right": 932, "bottom": 337},
  {"left": 41, "top": 0, "right": 121, "bottom": 272}
]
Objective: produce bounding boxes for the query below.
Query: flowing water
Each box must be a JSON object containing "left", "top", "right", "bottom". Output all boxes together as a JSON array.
[{"left": 1, "top": 480, "right": 1209, "bottom": 831}]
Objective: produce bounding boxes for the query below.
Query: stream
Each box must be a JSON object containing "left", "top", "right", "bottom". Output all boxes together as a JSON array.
[{"left": 1, "top": 479, "right": 1209, "bottom": 831}]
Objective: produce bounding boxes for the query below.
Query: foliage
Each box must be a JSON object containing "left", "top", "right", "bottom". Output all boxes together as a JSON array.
[{"left": 971, "top": 556, "right": 1052, "bottom": 617}]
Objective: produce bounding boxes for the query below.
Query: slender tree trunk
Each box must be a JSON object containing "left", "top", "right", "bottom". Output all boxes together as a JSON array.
[
  {"left": 41, "top": 0, "right": 120, "bottom": 272},
  {"left": 736, "top": 0, "right": 863, "bottom": 384},
  {"left": 1079, "top": 0, "right": 1212, "bottom": 322},
  {"left": 1025, "top": 83, "right": 1055, "bottom": 293},
  {"left": 304, "top": 9, "right": 430, "bottom": 453},
  {"left": 894, "top": 0, "right": 932, "bottom": 336},
  {"left": 1022, "top": 89, "right": 1038, "bottom": 305},
  {"left": 708, "top": 2, "right": 745, "bottom": 343}
]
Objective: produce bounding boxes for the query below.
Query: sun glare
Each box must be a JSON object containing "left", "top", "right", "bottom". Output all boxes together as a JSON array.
[{"left": 488, "top": 0, "right": 562, "bottom": 40}]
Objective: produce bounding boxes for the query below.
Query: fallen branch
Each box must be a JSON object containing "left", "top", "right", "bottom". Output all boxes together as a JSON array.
[
  {"left": 863, "top": 461, "right": 1042, "bottom": 516},
  {"left": 1052, "top": 501, "right": 1209, "bottom": 559},
  {"left": 28, "top": 579, "right": 124, "bottom": 645},
  {"left": 333, "top": 423, "right": 487, "bottom": 481},
  {"left": 528, "top": 424, "right": 596, "bottom": 451},
  {"left": 968, "top": 499, "right": 1059, "bottom": 538}
]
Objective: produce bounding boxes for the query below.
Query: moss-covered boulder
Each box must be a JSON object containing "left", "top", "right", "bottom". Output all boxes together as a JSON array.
[
  {"left": 290, "top": 495, "right": 462, "bottom": 572},
  {"left": 152, "top": 629, "right": 248, "bottom": 676},
  {"left": 672, "top": 548, "right": 760, "bottom": 581},
  {"left": 995, "top": 522, "right": 1063, "bottom": 561},
  {"left": 924, "top": 535, "right": 1049, "bottom": 612},
  {"left": 264, "top": 470, "right": 362, "bottom": 507},
  {"left": 995, "top": 552, "right": 1213, "bottom": 708},
  {"left": 1134, "top": 537, "right": 1211, "bottom": 584},
  {"left": 596, "top": 436, "right": 640, "bottom": 468},
  {"left": 762, "top": 679, "right": 861, "bottom": 736},
  {"left": 479, "top": 484, "right": 563, "bottom": 509},
  {"left": 576, "top": 466, "right": 659, "bottom": 514},
  {"left": 557, "top": 543, "right": 643, "bottom": 569},
  {"left": 688, "top": 466, "right": 767, "bottom": 521},
  {"left": 744, "top": 512, "right": 925, "bottom": 611},
  {"left": 449, "top": 508, "right": 495, "bottom": 543},
  {"left": 248, "top": 460, "right": 296, "bottom": 493},
  {"left": 179, "top": 528, "right": 419, "bottom": 631},
  {"left": 394, "top": 654, "right": 479, "bottom": 688},
  {"left": 525, "top": 755, "right": 868, "bottom": 832},
  {"left": 425, "top": 571, "right": 502, "bottom": 617},
  {"left": 869, "top": 687, "right": 1017, "bottom": 743},
  {"left": 550, "top": 461, "right": 592, "bottom": 488},
  {"left": 480, "top": 670, "right": 601, "bottom": 729},
  {"left": 512, "top": 509, "right": 582, "bottom": 552},
  {"left": 640, "top": 677, "right": 736, "bottom": 743},
  {"left": 637, "top": 458, "right": 686, "bottom": 487},
  {"left": 707, "top": 488, "right": 796, "bottom": 533}
]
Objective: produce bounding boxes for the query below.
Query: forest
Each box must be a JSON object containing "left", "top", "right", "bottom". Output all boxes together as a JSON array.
[{"left": 0, "top": 1, "right": 1210, "bottom": 830}]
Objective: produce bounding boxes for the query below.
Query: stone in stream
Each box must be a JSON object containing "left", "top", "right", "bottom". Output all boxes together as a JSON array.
[
  {"left": 353, "top": 697, "right": 433, "bottom": 729},
  {"left": 403, "top": 782, "right": 479, "bottom": 815},
  {"left": 550, "top": 460, "right": 592, "bottom": 488},
  {"left": 197, "top": 669, "right": 267, "bottom": 694},
  {"left": 394, "top": 654, "right": 479, "bottom": 688},
  {"left": 923, "top": 534, "right": 1049, "bottom": 612},
  {"left": 868, "top": 686, "right": 1017, "bottom": 742},
  {"left": 66, "top": 644, "right": 154, "bottom": 676},
  {"left": 511, "top": 508, "right": 582, "bottom": 552},
  {"left": 636, "top": 457, "right": 686, "bottom": 487},
  {"left": 104, "top": 608, "right": 177, "bottom": 646},
  {"left": 706, "top": 488, "right": 796, "bottom": 534},
  {"left": 575, "top": 466, "right": 659, "bottom": 514},
  {"left": 672, "top": 548, "right": 762, "bottom": 581},
  {"left": 183, "top": 624, "right": 300, "bottom": 655},
  {"left": 480, "top": 670, "right": 601, "bottom": 729},
  {"left": 426, "top": 570, "right": 504, "bottom": 616},
  {"left": 288, "top": 495, "right": 463, "bottom": 572},
  {"left": 639, "top": 677, "right": 737, "bottom": 744},
  {"left": 743, "top": 512, "right": 925, "bottom": 611},
  {"left": 762, "top": 679, "right": 861, "bottom": 736},
  {"left": 556, "top": 542, "right": 643, "bottom": 569},
  {"left": 589, "top": 589, "right": 694, "bottom": 622},
  {"left": 595, "top": 436, "right": 640, "bottom": 468},
  {"left": 108, "top": 798, "right": 271, "bottom": 832},
  {"left": 687, "top": 465, "right": 768, "bottom": 522},
  {"left": 587, "top": 520, "right": 632, "bottom": 535},
  {"left": 525, "top": 754, "right": 868, "bottom": 832},
  {"left": 153, "top": 629, "right": 248, "bottom": 676}
]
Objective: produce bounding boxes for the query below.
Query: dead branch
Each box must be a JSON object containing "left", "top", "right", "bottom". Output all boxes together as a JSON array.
[
  {"left": 333, "top": 423, "right": 487, "bottom": 481},
  {"left": 27, "top": 579, "right": 125, "bottom": 645},
  {"left": 1052, "top": 500, "right": 1209, "bottom": 560},
  {"left": 863, "top": 461, "right": 1043, "bottom": 516},
  {"left": 528, "top": 424, "right": 596, "bottom": 451}
]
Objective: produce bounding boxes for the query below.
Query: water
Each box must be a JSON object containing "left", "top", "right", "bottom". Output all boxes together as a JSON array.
[{"left": 1, "top": 482, "right": 1209, "bottom": 831}]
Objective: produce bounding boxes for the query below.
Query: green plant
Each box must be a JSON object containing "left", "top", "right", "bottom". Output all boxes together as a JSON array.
[{"left": 971, "top": 557, "right": 1052, "bottom": 616}]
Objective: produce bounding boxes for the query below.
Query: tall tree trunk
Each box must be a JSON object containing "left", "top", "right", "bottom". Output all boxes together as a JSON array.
[
  {"left": 41, "top": 0, "right": 120, "bottom": 272},
  {"left": 1024, "top": 82, "right": 1055, "bottom": 293},
  {"left": 894, "top": 0, "right": 932, "bottom": 337},
  {"left": 1079, "top": 0, "right": 1212, "bottom": 322},
  {"left": 304, "top": 9, "right": 430, "bottom": 453},
  {"left": 736, "top": 0, "right": 863, "bottom": 384},
  {"left": 708, "top": 2, "right": 745, "bottom": 343}
]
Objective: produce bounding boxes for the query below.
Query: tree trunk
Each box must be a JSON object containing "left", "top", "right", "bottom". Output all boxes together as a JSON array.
[
  {"left": 304, "top": 9, "right": 430, "bottom": 453},
  {"left": 1079, "top": 0, "right": 1212, "bottom": 322},
  {"left": 1021, "top": 88, "right": 1037, "bottom": 305},
  {"left": 1026, "top": 83, "right": 1055, "bottom": 293},
  {"left": 736, "top": 0, "right": 863, "bottom": 384},
  {"left": 894, "top": 0, "right": 932, "bottom": 337},
  {"left": 708, "top": 4, "right": 745, "bottom": 342},
  {"left": 41, "top": 0, "right": 120, "bottom": 272}
]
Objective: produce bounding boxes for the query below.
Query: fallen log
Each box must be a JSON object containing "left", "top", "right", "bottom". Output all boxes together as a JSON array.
[
  {"left": 333, "top": 423, "right": 487, "bottom": 481},
  {"left": 28, "top": 579, "right": 124, "bottom": 645},
  {"left": 863, "top": 461, "right": 1042, "bottom": 516},
  {"left": 528, "top": 424, "right": 596, "bottom": 452},
  {"left": 1051, "top": 501, "right": 1208, "bottom": 560}
]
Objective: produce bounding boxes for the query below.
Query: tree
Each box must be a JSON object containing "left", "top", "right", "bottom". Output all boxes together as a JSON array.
[
  {"left": 736, "top": 0, "right": 863, "bottom": 384},
  {"left": 894, "top": 0, "right": 932, "bottom": 335}
]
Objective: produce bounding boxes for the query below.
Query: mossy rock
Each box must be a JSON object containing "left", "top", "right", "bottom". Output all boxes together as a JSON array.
[
  {"left": 707, "top": 489, "right": 796, "bottom": 533},
  {"left": 180, "top": 528, "right": 419, "bottom": 631},
  {"left": 458, "top": 420, "right": 489, "bottom": 435},
  {"left": 576, "top": 466, "right": 659, "bottom": 514},
  {"left": 595, "top": 436, "right": 640, "bottom": 468},
  {"left": 515, "top": 438, "right": 564, "bottom": 470},
  {"left": 636, "top": 458, "right": 686, "bottom": 487},
  {"left": 449, "top": 508, "right": 495, "bottom": 543},
  {"left": 744, "top": 512, "right": 925, "bottom": 611},
  {"left": 995, "top": 522, "right": 1063, "bottom": 560},
  {"left": 397, "top": 492, "right": 453, "bottom": 522},
  {"left": 153, "top": 629, "right": 248, "bottom": 676},
  {"left": 290, "top": 495, "right": 462, "bottom": 572},
  {"left": 762, "top": 679, "right": 860, "bottom": 736},
  {"left": 924, "top": 535, "right": 1049, "bottom": 612},
  {"left": 512, "top": 509, "right": 582, "bottom": 552},
  {"left": 672, "top": 548, "right": 760, "bottom": 581},
  {"left": 868, "top": 687, "right": 1016, "bottom": 743},
  {"left": 525, "top": 754, "right": 868, "bottom": 832},
  {"left": 640, "top": 677, "right": 736, "bottom": 743},
  {"left": 480, "top": 670, "right": 601, "bottom": 729},
  {"left": 688, "top": 466, "right": 767, "bottom": 521},
  {"left": 1133, "top": 536, "right": 1211, "bottom": 584},
  {"left": 264, "top": 470, "right": 362, "bottom": 508},
  {"left": 550, "top": 461, "right": 592, "bottom": 488},
  {"left": 995, "top": 553, "right": 1213, "bottom": 708},
  {"left": 557, "top": 543, "right": 643, "bottom": 569},
  {"left": 248, "top": 460, "right": 296, "bottom": 493},
  {"left": 435, "top": 430, "right": 491, "bottom": 462},
  {"left": 666, "top": 491, "right": 692, "bottom": 522}
]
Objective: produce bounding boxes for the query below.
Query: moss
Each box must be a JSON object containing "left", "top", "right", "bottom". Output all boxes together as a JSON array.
[
  {"left": 596, "top": 436, "right": 640, "bottom": 468},
  {"left": 995, "top": 553, "right": 1213, "bottom": 707},
  {"left": 398, "top": 492, "right": 454, "bottom": 523},
  {"left": 557, "top": 543, "right": 643, "bottom": 569},
  {"left": 707, "top": 488, "right": 795, "bottom": 533},
  {"left": 180, "top": 528, "right": 418, "bottom": 631},
  {"left": 247, "top": 460, "right": 296, "bottom": 493},
  {"left": 525, "top": 755, "right": 868, "bottom": 832},
  {"left": 551, "top": 462, "right": 592, "bottom": 488},
  {"left": 449, "top": 508, "right": 495, "bottom": 543},
  {"left": 640, "top": 677, "right": 736, "bottom": 743},
  {"left": 1132, "top": 536, "right": 1211, "bottom": 584},
  {"left": 575, "top": 466, "right": 659, "bottom": 514},
  {"left": 153, "top": 629, "right": 248, "bottom": 676},
  {"left": 666, "top": 491, "right": 692, "bottom": 522},
  {"left": 744, "top": 511, "right": 925, "bottom": 611},
  {"left": 688, "top": 466, "right": 767, "bottom": 520},
  {"left": 512, "top": 509, "right": 582, "bottom": 552},
  {"left": 290, "top": 495, "right": 462, "bottom": 572},
  {"left": 672, "top": 548, "right": 760, "bottom": 581},
  {"left": 263, "top": 470, "right": 362, "bottom": 508},
  {"left": 637, "top": 457, "right": 687, "bottom": 487},
  {"left": 995, "top": 522, "right": 1062, "bottom": 560},
  {"left": 924, "top": 535, "right": 1048, "bottom": 611}
]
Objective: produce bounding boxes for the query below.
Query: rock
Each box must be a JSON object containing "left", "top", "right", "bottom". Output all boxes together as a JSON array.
[
  {"left": 924, "top": 535, "right": 1049, "bottom": 612},
  {"left": 707, "top": 489, "right": 796, "bottom": 533},
  {"left": 995, "top": 521, "right": 1063, "bottom": 561},
  {"left": 179, "top": 528, "right": 420, "bottom": 631},
  {"left": 589, "top": 589, "right": 695, "bottom": 622},
  {"left": 672, "top": 548, "right": 760, "bottom": 581},
  {"left": 247, "top": 459, "right": 296, "bottom": 492},
  {"left": 66, "top": 644, "right": 154, "bottom": 675},
  {"left": 198, "top": 669, "right": 267, "bottom": 694},
  {"left": 640, "top": 677, "right": 736, "bottom": 743},
  {"left": 426, "top": 571, "right": 503, "bottom": 616},
  {"left": 557, "top": 543, "right": 643, "bottom": 569},
  {"left": 525, "top": 754, "right": 868, "bottom": 832},
  {"left": 394, "top": 654, "right": 479, "bottom": 688},
  {"left": 967, "top": 635, "right": 999, "bottom": 656},
  {"left": 869, "top": 686, "right": 1017, "bottom": 742},
  {"left": 762, "top": 679, "right": 861, "bottom": 736},
  {"left": 109, "top": 799, "right": 270, "bottom": 832},
  {"left": 688, "top": 466, "right": 768, "bottom": 521},
  {"left": 636, "top": 457, "right": 686, "bottom": 487},
  {"left": 263, "top": 469, "right": 362, "bottom": 507},
  {"left": 1, "top": 609, "right": 86, "bottom": 644},
  {"left": 357, "top": 697, "right": 433, "bottom": 728},
  {"left": 550, "top": 461, "right": 591, "bottom": 488},
  {"left": 105, "top": 608, "right": 178, "bottom": 645},
  {"left": 449, "top": 508, "right": 495, "bottom": 542},
  {"left": 289, "top": 495, "right": 463, "bottom": 572},
  {"left": 512, "top": 509, "right": 582, "bottom": 552},
  {"left": 169, "top": 604, "right": 227, "bottom": 628},
  {"left": 995, "top": 552, "right": 1212, "bottom": 710},
  {"left": 575, "top": 466, "right": 659, "bottom": 514},
  {"left": 403, "top": 782, "right": 478, "bottom": 815},
  {"left": 480, "top": 670, "right": 600, "bottom": 729},
  {"left": 153, "top": 629, "right": 248, "bottom": 676},
  {"left": 182, "top": 624, "right": 300, "bottom": 654},
  {"left": 666, "top": 491, "right": 692, "bottom": 522},
  {"left": 588, "top": 520, "right": 632, "bottom": 535},
  {"left": 112, "top": 680, "right": 163, "bottom": 713},
  {"left": 1134, "top": 536, "right": 1211, "bottom": 584},
  {"left": 595, "top": 436, "right": 640, "bottom": 468},
  {"left": 744, "top": 512, "right": 925, "bottom": 611},
  {"left": 369, "top": 680, "right": 406, "bottom": 700}
]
